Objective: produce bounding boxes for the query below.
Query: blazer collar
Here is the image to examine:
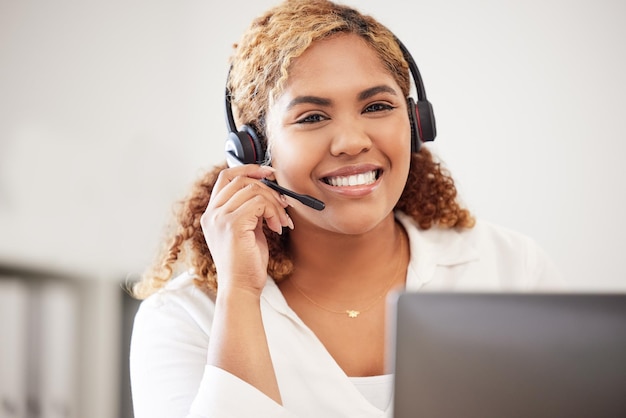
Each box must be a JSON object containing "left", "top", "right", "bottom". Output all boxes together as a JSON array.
[{"left": 395, "top": 211, "right": 480, "bottom": 290}]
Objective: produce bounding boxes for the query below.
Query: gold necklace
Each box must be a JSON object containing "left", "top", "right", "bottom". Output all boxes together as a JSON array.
[{"left": 289, "top": 228, "right": 407, "bottom": 318}]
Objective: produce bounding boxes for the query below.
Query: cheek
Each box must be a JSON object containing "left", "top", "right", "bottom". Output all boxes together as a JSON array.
[
  {"left": 377, "top": 121, "right": 411, "bottom": 164},
  {"left": 380, "top": 123, "right": 412, "bottom": 190},
  {"left": 269, "top": 135, "right": 322, "bottom": 182}
]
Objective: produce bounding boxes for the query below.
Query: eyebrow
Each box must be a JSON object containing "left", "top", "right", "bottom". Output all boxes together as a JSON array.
[
  {"left": 286, "top": 85, "right": 399, "bottom": 110},
  {"left": 357, "top": 85, "right": 398, "bottom": 101},
  {"left": 286, "top": 96, "right": 331, "bottom": 110}
]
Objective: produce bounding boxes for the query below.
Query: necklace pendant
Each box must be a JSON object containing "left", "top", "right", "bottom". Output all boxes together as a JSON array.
[{"left": 346, "top": 310, "right": 360, "bottom": 318}]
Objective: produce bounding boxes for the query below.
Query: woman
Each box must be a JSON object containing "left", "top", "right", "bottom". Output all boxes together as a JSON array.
[{"left": 130, "top": 1, "right": 562, "bottom": 417}]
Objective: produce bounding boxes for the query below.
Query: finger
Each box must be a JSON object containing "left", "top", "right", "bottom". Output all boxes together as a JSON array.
[
  {"left": 206, "top": 186, "right": 283, "bottom": 236},
  {"left": 211, "top": 166, "right": 286, "bottom": 211},
  {"left": 211, "top": 172, "right": 284, "bottom": 211},
  {"left": 225, "top": 182, "right": 293, "bottom": 233},
  {"left": 206, "top": 177, "right": 291, "bottom": 234},
  {"left": 208, "top": 166, "right": 294, "bottom": 232},
  {"left": 214, "top": 165, "right": 275, "bottom": 192},
  {"left": 231, "top": 193, "right": 280, "bottom": 235}
]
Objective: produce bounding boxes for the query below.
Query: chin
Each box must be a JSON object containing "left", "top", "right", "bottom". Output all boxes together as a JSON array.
[{"left": 324, "top": 205, "right": 395, "bottom": 235}]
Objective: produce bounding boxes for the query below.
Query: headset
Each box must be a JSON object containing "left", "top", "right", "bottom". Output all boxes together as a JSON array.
[
  {"left": 395, "top": 36, "right": 437, "bottom": 152},
  {"left": 223, "top": 35, "right": 436, "bottom": 210},
  {"left": 225, "top": 36, "right": 436, "bottom": 165}
]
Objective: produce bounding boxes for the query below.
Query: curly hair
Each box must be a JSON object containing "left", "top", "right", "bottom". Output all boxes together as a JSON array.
[{"left": 131, "top": 0, "right": 474, "bottom": 299}]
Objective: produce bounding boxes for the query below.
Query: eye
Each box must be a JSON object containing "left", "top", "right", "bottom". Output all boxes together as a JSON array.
[
  {"left": 296, "top": 113, "right": 329, "bottom": 124},
  {"left": 363, "top": 102, "right": 395, "bottom": 113}
]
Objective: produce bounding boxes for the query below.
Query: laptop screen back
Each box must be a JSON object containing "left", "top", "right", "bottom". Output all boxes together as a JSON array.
[{"left": 388, "top": 292, "right": 626, "bottom": 418}]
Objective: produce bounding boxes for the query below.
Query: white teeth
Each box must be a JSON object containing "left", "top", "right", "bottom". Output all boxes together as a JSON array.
[{"left": 326, "top": 170, "right": 377, "bottom": 187}]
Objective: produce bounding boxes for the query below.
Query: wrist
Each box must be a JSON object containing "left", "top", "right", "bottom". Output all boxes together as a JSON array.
[{"left": 215, "top": 283, "right": 263, "bottom": 306}]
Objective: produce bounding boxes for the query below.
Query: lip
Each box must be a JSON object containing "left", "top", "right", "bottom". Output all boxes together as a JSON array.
[
  {"left": 318, "top": 163, "right": 383, "bottom": 197},
  {"left": 320, "top": 163, "right": 381, "bottom": 178}
]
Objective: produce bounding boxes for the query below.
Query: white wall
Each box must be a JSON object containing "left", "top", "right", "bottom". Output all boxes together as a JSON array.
[{"left": 1, "top": 0, "right": 625, "bottom": 290}]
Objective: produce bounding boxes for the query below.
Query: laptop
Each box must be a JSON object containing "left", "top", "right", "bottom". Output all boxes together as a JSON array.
[{"left": 387, "top": 292, "right": 626, "bottom": 418}]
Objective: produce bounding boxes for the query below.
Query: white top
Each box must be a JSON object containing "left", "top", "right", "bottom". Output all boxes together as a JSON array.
[
  {"left": 349, "top": 374, "right": 394, "bottom": 411},
  {"left": 130, "top": 212, "right": 564, "bottom": 418}
]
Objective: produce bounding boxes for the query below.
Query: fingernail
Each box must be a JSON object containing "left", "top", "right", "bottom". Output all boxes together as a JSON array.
[
  {"left": 280, "top": 194, "right": 294, "bottom": 208},
  {"left": 285, "top": 213, "right": 294, "bottom": 230}
]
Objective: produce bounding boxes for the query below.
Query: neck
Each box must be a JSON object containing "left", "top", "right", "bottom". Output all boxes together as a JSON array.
[{"left": 286, "top": 213, "right": 406, "bottom": 296}]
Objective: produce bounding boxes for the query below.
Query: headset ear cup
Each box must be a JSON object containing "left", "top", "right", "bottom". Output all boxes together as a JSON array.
[
  {"left": 407, "top": 98, "right": 420, "bottom": 153},
  {"left": 415, "top": 100, "right": 437, "bottom": 143},
  {"left": 241, "top": 125, "right": 264, "bottom": 164},
  {"left": 225, "top": 131, "right": 255, "bottom": 166},
  {"left": 224, "top": 124, "right": 265, "bottom": 166}
]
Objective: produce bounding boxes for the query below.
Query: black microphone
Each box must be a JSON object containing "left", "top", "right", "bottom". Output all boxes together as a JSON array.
[
  {"left": 261, "top": 178, "right": 325, "bottom": 211},
  {"left": 225, "top": 151, "right": 325, "bottom": 211}
]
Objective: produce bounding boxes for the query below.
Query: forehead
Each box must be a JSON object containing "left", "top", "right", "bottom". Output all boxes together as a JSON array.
[{"left": 280, "top": 33, "right": 396, "bottom": 95}]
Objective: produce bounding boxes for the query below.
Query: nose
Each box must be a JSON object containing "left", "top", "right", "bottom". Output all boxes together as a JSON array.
[{"left": 329, "top": 117, "right": 372, "bottom": 157}]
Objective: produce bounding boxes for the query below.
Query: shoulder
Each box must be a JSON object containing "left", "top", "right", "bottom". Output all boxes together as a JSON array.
[
  {"left": 130, "top": 271, "right": 217, "bottom": 417},
  {"left": 467, "top": 220, "right": 565, "bottom": 290},
  {"left": 396, "top": 211, "right": 564, "bottom": 291},
  {"left": 468, "top": 219, "right": 539, "bottom": 250},
  {"left": 133, "top": 270, "right": 216, "bottom": 337},
  {"left": 397, "top": 211, "right": 543, "bottom": 254}
]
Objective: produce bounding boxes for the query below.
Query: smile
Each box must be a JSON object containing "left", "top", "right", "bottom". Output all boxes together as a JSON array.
[{"left": 323, "top": 170, "right": 380, "bottom": 187}]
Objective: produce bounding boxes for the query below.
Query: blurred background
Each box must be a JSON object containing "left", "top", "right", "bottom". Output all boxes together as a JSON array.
[{"left": 1, "top": 0, "right": 625, "bottom": 416}]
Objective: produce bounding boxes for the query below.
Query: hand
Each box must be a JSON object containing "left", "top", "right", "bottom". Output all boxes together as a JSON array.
[{"left": 201, "top": 164, "right": 293, "bottom": 296}]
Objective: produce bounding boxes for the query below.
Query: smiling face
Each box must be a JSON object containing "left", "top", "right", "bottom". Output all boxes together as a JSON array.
[{"left": 266, "top": 33, "right": 412, "bottom": 235}]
